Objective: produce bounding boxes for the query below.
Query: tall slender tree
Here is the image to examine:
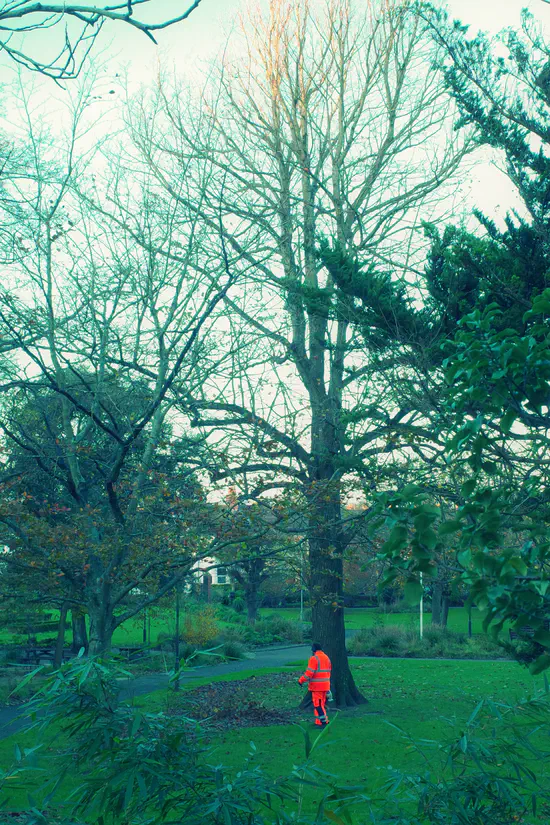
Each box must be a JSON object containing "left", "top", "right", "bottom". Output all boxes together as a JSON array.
[{"left": 120, "top": 0, "right": 473, "bottom": 704}]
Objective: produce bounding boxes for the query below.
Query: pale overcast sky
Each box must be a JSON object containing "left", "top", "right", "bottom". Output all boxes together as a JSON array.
[
  {"left": 96, "top": 0, "right": 550, "bottom": 224},
  {"left": 1, "top": 0, "right": 548, "bottom": 221},
  {"left": 94, "top": 0, "right": 548, "bottom": 74},
  {"left": 98, "top": 0, "right": 549, "bottom": 83}
]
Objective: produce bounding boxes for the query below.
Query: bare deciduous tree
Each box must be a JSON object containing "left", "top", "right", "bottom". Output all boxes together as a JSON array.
[
  {"left": 122, "top": 0, "right": 474, "bottom": 704},
  {"left": 0, "top": 81, "right": 244, "bottom": 654}
]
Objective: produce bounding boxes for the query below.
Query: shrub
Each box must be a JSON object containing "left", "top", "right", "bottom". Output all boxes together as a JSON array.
[
  {"left": 376, "top": 599, "right": 427, "bottom": 615},
  {"left": 259, "top": 615, "right": 303, "bottom": 643},
  {"left": 216, "top": 604, "right": 235, "bottom": 621},
  {"left": 242, "top": 627, "right": 275, "bottom": 647},
  {"left": 380, "top": 694, "right": 550, "bottom": 823},
  {"left": 232, "top": 596, "right": 245, "bottom": 614},
  {"left": 181, "top": 605, "right": 219, "bottom": 647},
  {"left": 349, "top": 624, "right": 508, "bottom": 660},
  {"left": 220, "top": 625, "right": 246, "bottom": 644},
  {"left": 422, "top": 625, "right": 465, "bottom": 647},
  {"left": 156, "top": 632, "right": 175, "bottom": 651},
  {"left": 349, "top": 625, "right": 409, "bottom": 656},
  {"left": 8, "top": 657, "right": 550, "bottom": 824},
  {"left": 302, "top": 607, "right": 312, "bottom": 622},
  {"left": 222, "top": 640, "right": 246, "bottom": 660},
  {"left": 12, "top": 657, "right": 315, "bottom": 825}
]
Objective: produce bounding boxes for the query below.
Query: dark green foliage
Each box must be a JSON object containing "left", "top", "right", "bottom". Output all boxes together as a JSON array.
[
  {"left": 3, "top": 657, "right": 366, "bottom": 824},
  {"left": 420, "top": 6, "right": 550, "bottom": 333},
  {"left": 376, "top": 693, "right": 550, "bottom": 824},
  {"left": 8, "top": 656, "right": 292, "bottom": 824},
  {"left": 232, "top": 596, "right": 245, "bottom": 614},
  {"left": 364, "top": 6, "right": 550, "bottom": 673},
  {"left": 6, "top": 659, "right": 550, "bottom": 824},
  {"left": 348, "top": 623, "right": 503, "bottom": 660},
  {"left": 317, "top": 237, "right": 429, "bottom": 352}
]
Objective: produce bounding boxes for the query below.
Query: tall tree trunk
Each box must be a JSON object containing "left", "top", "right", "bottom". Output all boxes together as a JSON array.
[
  {"left": 441, "top": 593, "right": 450, "bottom": 629},
  {"left": 71, "top": 609, "right": 88, "bottom": 654},
  {"left": 88, "top": 609, "right": 114, "bottom": 655},
  {"left": 308, "top": 487, "right": 365, "bottom": 707},
  {"left": 431, "top": 581, "right": 442, "bottom": 625},
  {"left": 201, "top": 574, "right": 211, "bottom": 603},
  {"left": 87, "top": 576, "right": 115, "bottom": 655},
  {"left": 54, "top": 602, "right": 68, "bottom": 669},
  {"left": 246, "top": 585, "right": 259, "bottom": 625},
  {"left": 174, "top": 585, "right": 181, "bottom": 692},
  {"left": 245, "top": 557, "right": 265, "bottom": 624}
]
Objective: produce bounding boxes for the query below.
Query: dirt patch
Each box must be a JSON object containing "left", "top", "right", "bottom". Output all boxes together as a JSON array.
[{"left": 166, "top": 672, "right": 304, "bottom": 730}]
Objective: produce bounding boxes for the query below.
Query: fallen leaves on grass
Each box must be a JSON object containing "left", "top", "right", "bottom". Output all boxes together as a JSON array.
[{"left": 166, "top": 672, "right": 303, "bottom": 730}]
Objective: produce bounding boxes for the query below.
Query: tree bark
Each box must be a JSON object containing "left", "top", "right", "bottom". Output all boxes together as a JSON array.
[
  {"left": 431, "top": 581, "right": 442, "bottom": 625},
  {"left": 245, "top": 558, "right": 265, "bottom": 624},
  {"left": 88, "top": 600, "right": 115, "bottom": 655},
  {"left": 71, "top": 609, "right": 88, "bottom": 654},
  {"left": 441, "top": 594, "right": 450, "bottom": 629},
  {"left": 174, "top": 585, "right": 181, "bottom": 691},
  {"left": 54, "top": 602, "right": 68, "bottom": 669},
  {"left": 246, "top": 587, "right": 259, "bottom": 625},
  {"left": 431, "top": 581, "right": 449, "bottom": 628},
  {"left": 308, "top": 485, "right": 366, "bottom": 707}
]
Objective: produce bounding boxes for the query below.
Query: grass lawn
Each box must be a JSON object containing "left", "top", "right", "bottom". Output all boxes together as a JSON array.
[
  {"left": 261, "top": 605, "right": 486, "bottom": 635},
  {"left": 0, "top": 606, "right": 486, "bottom": 650},
  {"left": 2, "top": 657, "right": 548, "bottom": 817},
  {"left": 205, "top": 658, "right": 545, "bottom": 779},
  {"left": 0, "top": 608, "right": 211, "bottom": 648}
]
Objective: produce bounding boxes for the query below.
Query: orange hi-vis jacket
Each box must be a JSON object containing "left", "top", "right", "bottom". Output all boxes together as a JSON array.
[{"left": 299, "top": 650, "right": 331, "bottom": 692}]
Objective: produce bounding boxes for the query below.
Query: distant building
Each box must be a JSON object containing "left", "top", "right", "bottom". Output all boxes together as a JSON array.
[{"left": 191, "top": 557, "right": 231, "bottom": 587}]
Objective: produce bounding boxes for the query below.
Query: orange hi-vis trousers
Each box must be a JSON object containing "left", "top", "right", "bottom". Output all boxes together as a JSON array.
[{"left": 312, "top": 691, "right": 328, "bottom": 726}]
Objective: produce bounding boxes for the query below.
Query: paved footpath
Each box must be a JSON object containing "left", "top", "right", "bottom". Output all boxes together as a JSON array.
[{"left": 0, "top": 644, "right": 310, "bottom": 741}]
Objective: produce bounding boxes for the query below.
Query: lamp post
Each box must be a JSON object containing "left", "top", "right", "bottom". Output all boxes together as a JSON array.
[
  {"left": 420, "top": 572, "right": 424, "bottom": 640},
  {"left": 174, "top": 584, "right": 181, "bottom": 692},
  {"left": 300, "top": 547, "right": 304, "bottom": 622}
]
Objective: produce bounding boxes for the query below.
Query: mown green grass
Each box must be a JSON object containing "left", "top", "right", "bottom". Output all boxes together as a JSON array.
[
  {"left": 262, "top": 605, "right": 485, "bottom": 634},
  {"left": 1, "top": 657, "right": 546, "bottom": 816},
  {"left": 207, "top": 658, "right": 542, "bottom": 784},
  {"left": 0, "top": 606, "right": 485, "bottom": 649}
]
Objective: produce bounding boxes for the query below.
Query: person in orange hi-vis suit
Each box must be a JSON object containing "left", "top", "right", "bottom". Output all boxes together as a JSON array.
[{"left": 298, "top": 642, "right": 332, "bottom": 726}]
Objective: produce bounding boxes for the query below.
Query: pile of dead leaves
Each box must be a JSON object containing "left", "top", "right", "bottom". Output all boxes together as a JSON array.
[{"left": 166, "top": 672, "right": 303, "bottom": 730}]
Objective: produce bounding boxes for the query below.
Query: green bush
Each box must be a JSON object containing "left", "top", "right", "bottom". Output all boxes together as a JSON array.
[
  {"left": 258, "top": 615, "right": 303, "bottom": 644},
  {"left": 156, "top": 631, "right": 175, "bottom": 650},
  {"left": 8, "top": 657, "right": 550, "bottom": 824},
  {"left": 220, "top": 625, "right": 246, "bottom": 643},
  {"left": 376, "top": 599, "right": 428, "bottom": 615},
  {"left": 355, "top": 625, "right": 415, "bottom": 655},
  {"left": 379, "top": 693, "right": 550, "bottom": 823},
  {"left": 422, "top": 625, "right": 466, "bottom": 647},
  {"left": 10, "top": 657, "right": 316, "bottom": 825},
  {"left": 182, "top": 605, "right": 219, "bottom": 646},
  {"left": 349, "top": 625, "right": 507, "bottom": 660},
  {"left": 222, "top": 640, "right": 246, "bottom": 660},
  {"left": 232, "top": 596, "right": 245, "bottom": 614}
]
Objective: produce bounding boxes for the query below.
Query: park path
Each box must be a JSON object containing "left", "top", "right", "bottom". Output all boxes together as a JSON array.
[{"left": 0, "top": 644, "right": 311, "bottom": 741}]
